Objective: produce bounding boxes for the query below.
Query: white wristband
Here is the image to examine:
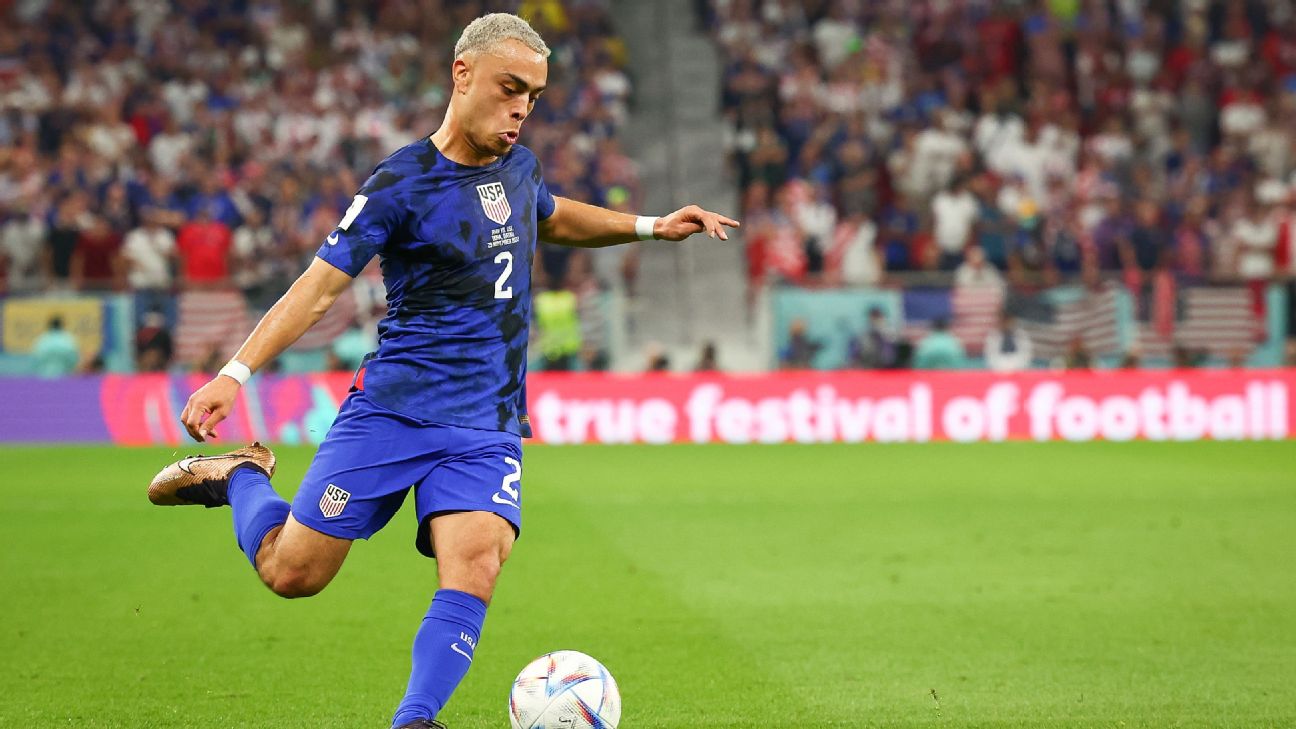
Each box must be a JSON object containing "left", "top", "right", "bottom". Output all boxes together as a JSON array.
[
  {"left": 218, "top": 360, "right": 252, "bottom": 385},
  {"left": 635, "top": 215, "right": 658, "bottom": 241}
]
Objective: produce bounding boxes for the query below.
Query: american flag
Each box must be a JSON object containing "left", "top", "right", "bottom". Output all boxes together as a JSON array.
[
  {"left": 951, "top": 283, "right": 1121, "bottom": 361},
  {"left": 951, "top": 285, "right": 1005, "bottom": 355},
  {"left": 319, "top": 483, "right": 350, "bottom": 519},
  {"left": 174, "top": 290, "right": 255, "bottom": 366},
  {"left": 1136, "top": 286, "right": 1258, "bottom": 360},
  {"left": 476, "top": 182, "right": 511, "bottom": 226},
  {"left": 950, "top": 282, "right": 1263, "bottom": 364},
  {"left": 174, "top": 288, "right": 356, "bottom": 367}
]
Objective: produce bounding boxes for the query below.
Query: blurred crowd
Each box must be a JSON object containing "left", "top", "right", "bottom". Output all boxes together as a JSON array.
[
  {"left": 0, "top": 0, "right": 637, "bottom": 374},
  {"left": 709, "top": 0, "right": 1296, "bottom": 333}
]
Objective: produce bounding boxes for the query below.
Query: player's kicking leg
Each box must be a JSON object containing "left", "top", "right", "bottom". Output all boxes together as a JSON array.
[{"left": 148, "top": 444, "right": 352, "bottom": 597}]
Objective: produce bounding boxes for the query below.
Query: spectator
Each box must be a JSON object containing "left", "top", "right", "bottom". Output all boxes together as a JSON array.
[
  {"left": 99, "top": 181, "right": 133, "bottom": 233},
  {"left": 232, "top": 207, "right": 281, "bottom": 310},
  {"left": 970, "top": 174, "right": 1012, "bottom": 270},
  {"left": 1121, "top": 199, "right": 1172, "bottom": 320},
  {"left": 984, "top": 312, "right": 1033, "bottom": 372},
  {"left": 564, "top": 251, "right": 608, "bottom": 372},
  {"left": 1171, "top": 344, "right": 1205, "bottom": 369},
  {"left": 644, "top": 343, "right": 671, "bottom": 373},
  {"left": 70, "top": 215, "right": 123, "bottom": 291},
  {"left": 196, "top": 343, "right": 225, "bottom": 375},
  {"left": 877, "top": 196, "right": 919, "bottom": 271},
  {"left": 176, "top": 206, "right": 233, "bottom": 287},
  {"left": 1232, "top": 195, "right": 1278, "bottom": 333},
  {"left": 1091, "top": 196, "right": 1133, "bottom": 272},
  {"left": 848, "top": 307, "right": 898, "bottom": 369},
  {"left": 931, "top": 176, "right": 979, "bottom": 271},
  {"left": 954, "top": 245, "right": 1005, "bottom": 289},
  {"left": 135, "top": 309, "right": 173, "bottom": 373},
  {"left": 533, "top": 282, "right": 581, "bottom": 372},
  {"left": 694, "top": 341, "right": 719, "bottom": 372},
  {"left": 31, "top": 316, "right": 80, "bottom": 378},
  {"left": 788, "top": 180, "right": 836, "bottom": 278},
  {"left": 912, "top": 318, "right": 967, "bottom": 370},
  {"left": 779, "top": 319, "right": 822, "bottom": 369},
  {"left": 45, "top": 193, "right": 89, "bottom": 291},
  {"left": 1173, "top": 197, "right": 1215, "bottom": 283},
  {"left": 825, "top": 201, "right": 881, "bottom": 286},
  {"left": 1, "top": 201, "right": 47, "bottom": 294},
  {"left": 122, "top": 208, "right": 177, "bottom": 322},
  {"left": 913, "top": 111, "right": 969, "bottom": 198},
  {"left": 1063, "top": 337, "right": 1092, "bottom": 370},
  {"left": 1118, "top": 347, "right": 1142, "bottom": 369}
]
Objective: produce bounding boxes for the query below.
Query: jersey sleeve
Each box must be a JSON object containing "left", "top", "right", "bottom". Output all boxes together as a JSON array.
[
  {"left": 536, "top": 161, "right": 556, "bottom": 221},
  {"left": 315, "top": 167, "right": 406, "bottom": 277}
]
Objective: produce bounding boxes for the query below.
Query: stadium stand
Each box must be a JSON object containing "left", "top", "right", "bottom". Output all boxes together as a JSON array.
[
  {"left": 3, "top": 0, "right": 1295, "bottom": 374},
  {"left": 0, "top": 0, "right": 634, "bottom": 373},
  {"left": 705, "top": 0, "right": 1295, "bottom": 368}
]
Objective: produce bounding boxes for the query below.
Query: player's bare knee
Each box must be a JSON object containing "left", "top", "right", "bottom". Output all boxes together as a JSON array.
[
  {"left": 466, "top": 551, "right": 504, "bottom": 587},
  {"left": 261, "top": 563, "right": 329, "bottom": 599},
  {"left": 441, "top": 551, "right": 504, "bottom": 601}
]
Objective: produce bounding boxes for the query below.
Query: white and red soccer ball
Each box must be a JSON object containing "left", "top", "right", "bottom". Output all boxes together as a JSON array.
[{"left": 508, "top": 650, "right": 621, "bottom": 729}]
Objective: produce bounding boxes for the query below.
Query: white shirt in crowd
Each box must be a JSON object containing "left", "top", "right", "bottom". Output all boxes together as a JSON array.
[
  {"left": 793, "top": 196, "right": 837, "bottom": 253},
  {"left": 836, "top": 218, "right": 880, "bottom": 286},
  {"left": 1220, "top": 100, "right": 1266, "bottom": 139},
  {"left": 812, "top": 16, "right": 857, "bottom": 70},
  {"left": 85, "top": 121, "right": 136, "bottom": 162},
  {"left": 994, "top": 136, "right": 1051, "bottom": 199},
  {"left": 1, "top": 215, "right": 47, "bottom": 292},
  {"left": 122, "top": 225, "right": 176, "bottom": 290},
  {"left": 1232, "top": 216, "right": 1277, "bottom": 279},
  {"left": 954, "top": 260, "right": 1005, "bottom": 289},
  {"left": 912, "top": 126, "right": 967, "bottom": 196},
  {"left": 974, "top": 112, "right": 1025, "bottom": 170},
  {"left": 931, "top": 189, "right": 979, "bottom": 254},
  {"left": 233, "top": 224, "right": 276, "bottom": 289},
  {"left": 148, "top": 131, "right": 192, "bottom": 177},
  {"left": 985, "top": 326, "right": 1033, "bottom": 372}
]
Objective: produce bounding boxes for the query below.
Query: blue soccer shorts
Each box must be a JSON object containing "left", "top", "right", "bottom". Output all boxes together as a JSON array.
[{"left": 290, "top": 390, "right": 523, "bottom": 558}]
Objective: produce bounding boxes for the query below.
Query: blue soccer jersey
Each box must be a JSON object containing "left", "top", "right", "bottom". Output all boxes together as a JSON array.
[{"left": 316, "top": 138, "right": 555, "bottom": 437}]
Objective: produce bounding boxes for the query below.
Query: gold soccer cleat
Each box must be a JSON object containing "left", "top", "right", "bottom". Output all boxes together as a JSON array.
[{"left": 147, "top": 442, "right": 277, "bottom": 507}]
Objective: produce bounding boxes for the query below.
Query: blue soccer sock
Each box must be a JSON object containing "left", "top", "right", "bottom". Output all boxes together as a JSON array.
[
  {"left": 227, "top": 465, "right": 290, "bottom": 567},
  {"left": 391, "top": 589, "right": 489, "bottom": 726}
]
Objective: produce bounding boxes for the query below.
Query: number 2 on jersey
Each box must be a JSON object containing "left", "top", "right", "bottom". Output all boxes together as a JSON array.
[{"left": 493, "top": 251, "right": 513, "bottom": 299}]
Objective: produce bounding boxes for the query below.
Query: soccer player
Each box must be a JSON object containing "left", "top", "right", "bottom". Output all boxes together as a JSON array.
[{"left": 146, "top": 13, "right": 738, "bottom": 729}]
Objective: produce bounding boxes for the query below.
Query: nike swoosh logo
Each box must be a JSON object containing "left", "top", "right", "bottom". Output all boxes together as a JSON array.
[
  {"left": 450, "top": 642, "right": 473, "bottom": 662},
  {"left": 177, "top": 454, "right": 240, "bottom": 475},
  {"left": 491, "top": 493, "right": 520, "bottom": 509},
  {"left": 326, "top": 230, "right": 340, "bottom": 246}
]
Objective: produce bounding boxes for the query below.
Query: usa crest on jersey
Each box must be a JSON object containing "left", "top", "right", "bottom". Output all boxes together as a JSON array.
[{"left": 476, "top": 182, "right": 511, "bottom": 225}]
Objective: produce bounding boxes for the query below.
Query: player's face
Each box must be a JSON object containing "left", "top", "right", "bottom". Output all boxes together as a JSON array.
[{"left": 456, "top": 40, "right": 548, "bottom": 157}]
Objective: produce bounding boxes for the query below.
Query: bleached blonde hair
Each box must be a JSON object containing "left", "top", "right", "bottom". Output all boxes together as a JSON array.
[{"left": 454, "top": 13, "right": 550, "bottom": 59}]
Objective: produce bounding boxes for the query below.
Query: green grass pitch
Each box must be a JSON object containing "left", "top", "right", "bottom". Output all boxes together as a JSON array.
[{"left": 1, "top": 441, "right": 1294, "bottom": 728}]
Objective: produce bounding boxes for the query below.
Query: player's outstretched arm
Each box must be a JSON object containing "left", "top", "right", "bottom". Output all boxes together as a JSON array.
[
  {"left": 538, "top": 196, "right": 740, "bottom": 247},
  {"left": 180, "top": 257, "right": 353, "bottom": 442}
]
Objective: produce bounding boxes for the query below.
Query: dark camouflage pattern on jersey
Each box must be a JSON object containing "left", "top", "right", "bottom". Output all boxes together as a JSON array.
[{"left": 316, "top": 138, "right": 555, "bottom": 437}]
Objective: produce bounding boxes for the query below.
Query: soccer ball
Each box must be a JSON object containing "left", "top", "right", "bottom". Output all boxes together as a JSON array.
[{"left": 508, "top": 650, "right": 621, "bottom": 729}]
